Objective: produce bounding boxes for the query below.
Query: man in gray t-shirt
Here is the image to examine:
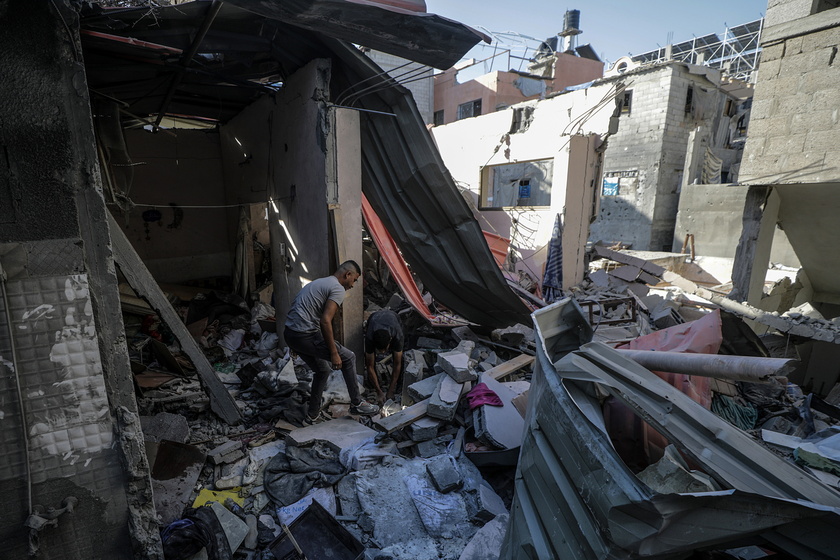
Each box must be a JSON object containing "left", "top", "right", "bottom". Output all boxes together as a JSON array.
[{"left": 284, "top": 260, "right": 379, "bottom": 423}]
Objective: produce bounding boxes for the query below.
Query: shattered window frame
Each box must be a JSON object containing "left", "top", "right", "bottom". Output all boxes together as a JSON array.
[
  {"left": 621, "top": 89, "right": 633, "bottom": 115},
  {"left": 457, "top": 98, "right": 482, "bottom": 120},
  {"left": 479, "top": 158, "right": 553, "bottom": 210},
  {"left": 433, "top": 109, "right": 444, "bottom": 126}
]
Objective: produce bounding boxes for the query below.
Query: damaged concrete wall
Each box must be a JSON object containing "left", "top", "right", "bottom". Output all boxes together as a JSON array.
[
  {"left": 221, "top": 59, "right": 363, "bottom": 355},
  {"left": 0, "top": 2, "right": 160, "bottom": 558},
  {"left": 432, "top": 85, "right": 613, "bottom": 286},
  {"left": 674, "top": 184, "right": 800, "bottom": 266},
  {"left": 114, "top": 129, "right": 233, "bottom": 283},
  {"left": 740, "top": 6, "right": 840, "bottom": 184},
  {"left": 592, "top": 63, "right": 735, "bottom": 251}
]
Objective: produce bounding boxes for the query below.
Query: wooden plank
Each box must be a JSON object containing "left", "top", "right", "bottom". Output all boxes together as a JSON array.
[
  {"left": 108, "top": 213, "right": 242, "bottom": 424},
  {"left": 487, "top": 353, "right": 535, "bottom": 381},
  {"left": 373, "top": 399, "right": 429, "bottom": 433}
]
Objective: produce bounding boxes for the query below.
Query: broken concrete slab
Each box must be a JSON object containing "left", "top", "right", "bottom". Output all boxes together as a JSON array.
[
  {"left": 451, "top": 326, "right": 480, "bottom": 343},
  {"left": 416, "top": 439, "right": 448, "bottom": 458},
  {"left": 473, "top": 373, "right": 524, "bottom": 450},
  {"left": 286, "top": 417, "right": 377, "bottom": 454},
  {"left": 141, "top": 412, "right": 190, "bottom": 443},
  {"left": 209, "top": 501, "right": 249, "bottom": 554},
  {"left": 336, "top": 472, "right": 362, "bottom": 518},
  {"left": 426, "top": 454, "right": 462, "bottom": 493},
  {"left": 147, "top": 440, "right": 206, "bottom": 525},
  {"left": 458, "top": 513, "right": 509, "bottom": 560},
  {"left": 437, "top": 350, "right": 477, "bottom": 383},
  {"left": 408, "top": 372, "right": 444, "bottom": 402},
  {"left": 427, "top": 375, "right": 464, "bottom": 421},
  {"left": 208, "top": 440, "right": 245, "bottom": 466},
  {"left": 417, "top": 336, "right": 444, "bottom": 349},
  {"left": 464, "top": 481, "right": 508, "bottom": 524},
  {"left": 408, "top": 417, "right": 441, "bottom": 442}
]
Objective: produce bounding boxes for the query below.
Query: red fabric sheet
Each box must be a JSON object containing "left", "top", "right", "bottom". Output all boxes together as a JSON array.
[{"left": 604, "top": 310, "right": 722, "bottom": 469}]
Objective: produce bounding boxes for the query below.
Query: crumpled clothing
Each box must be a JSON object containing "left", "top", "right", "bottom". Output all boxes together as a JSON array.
[
  {"left": 263, "top": 442, "right": 347, "bottom": 506},
  {"left": 161, "top": 506, "right": 231, "bottom": 560},
  {"left": 465, "top": 383, "right": 503, "bottom": 409}
]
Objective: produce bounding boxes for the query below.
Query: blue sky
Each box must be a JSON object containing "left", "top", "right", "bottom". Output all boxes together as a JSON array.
[{"left": 425, "top": 0, "right": 768, "bottom": 65}]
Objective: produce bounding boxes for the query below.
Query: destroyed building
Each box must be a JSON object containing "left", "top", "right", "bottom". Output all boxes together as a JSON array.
[
  {"left": 0, "top": 0, "right": 529, "bottom": 557},
  {"left": 4, "top": 1, "right": 840, "bottom": 559},
  {"left": 432, "top": 49, "right": 756, "bottom": 290}
]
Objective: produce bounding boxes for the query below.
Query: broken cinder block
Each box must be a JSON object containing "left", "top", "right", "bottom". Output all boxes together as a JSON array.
[
  {"left": 426, "top": 454, "right": 462, "bottom": 493},
  {"left": 408, "top": 417, "right": 441, "bottom": 442},
  {"left": 208, "top": 440, "right": 245, "bottom": 466},
  {"left": 437, "top": 350, "right": 476, "bottom": 383},
  {"left": 465, "top": 481, "right": 508, "bottom": 524},
  {"left": 427, "top": 375, "right": 464, "bottom": 421},
  {"left": 408, "top": 372, "right": 444, "bottom": 402}
]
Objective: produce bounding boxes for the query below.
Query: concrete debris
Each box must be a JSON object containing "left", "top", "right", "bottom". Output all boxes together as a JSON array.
[
  {"left": 408, "top": 372, "right": 444, "bottom": 402},
  {"left": 458, "top": 513, "right": 509, "bottom": 560},
  {"left": 140, "top": 412, "right": 190, "bottom": 443},
  {"left": 408, "top": 417, "right": 441, "bottom": 442},
  {"left": 208, "top": 440, "right": 246, "bottom": 466},
  {"left": 287, "top": 417, "right": 378, "bottom": 454},
  {"left": 464, "top": 482, "right": 508, "bottom": 524},
  {"left": 426, "top": 454, "right": 463, "bottom": 493},
  {"left": 427, "top": 375, "right": 465, "bottom": 421},
  {"left": 209, "top": 501, "right": 250, "bottom": 553},
  {"left": 437, "top": 350, "right": 477, "bottom": 383}
]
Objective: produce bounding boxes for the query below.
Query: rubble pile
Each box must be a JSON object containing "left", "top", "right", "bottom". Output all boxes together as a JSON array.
[
  {"left": 121, "top": 243, "right": 840, "bottom": 559},
  {"left": 121, "top": 273, "right": 534, "bottom": 560}
]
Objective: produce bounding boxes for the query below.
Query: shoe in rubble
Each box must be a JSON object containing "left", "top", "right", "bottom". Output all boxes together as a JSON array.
[{"left": 350, "top": 400, "right": 379, "bottom": 416}]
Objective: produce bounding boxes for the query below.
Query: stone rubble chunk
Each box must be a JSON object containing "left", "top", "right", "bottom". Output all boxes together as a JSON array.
[
  {"left": 437, "top": 350, "right": 476, "bottom": 383},
  {"left": 426, "top": 454, "right": 463, "bottom": 493},
  {"left": 408, "top": 372, "right": 444, "bottom": 402},
  {"left": 427, "top": 374, "right": 464, "bottom": 421},
  {"left": 408, "top": 417, "right": 441, "bottom": 442}
]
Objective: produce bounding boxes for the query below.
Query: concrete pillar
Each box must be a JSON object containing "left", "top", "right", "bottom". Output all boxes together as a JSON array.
[
  {"left": 562, "top": 134, "right": 601, "bottom": 289},
  {"left": 730, "top": 186, "right": 781, "bottom": 307},
  {"left": 269, "top": 59, "right": 333, "bottom": 340},
  {"left": 0, "top": 2, "right": 161, "bottom": 558},
  {"left": 332, "top": 107, "right": 364, "bottom": 366}
]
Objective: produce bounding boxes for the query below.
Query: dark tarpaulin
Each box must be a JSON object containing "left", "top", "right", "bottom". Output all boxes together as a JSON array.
[
  {"left": 224, "top": 0, "right": 489, "bottom": 70},
  {"left": 327, "top": 40, "right": 531, "bottom": 328}
]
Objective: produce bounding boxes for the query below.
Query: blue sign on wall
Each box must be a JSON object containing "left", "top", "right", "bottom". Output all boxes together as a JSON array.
[
  {"left": 518, "top": 183, "right": 531, "bottom": 198},
  {"left": 602, "top": 177, "right": 619, "bottom": 196}
]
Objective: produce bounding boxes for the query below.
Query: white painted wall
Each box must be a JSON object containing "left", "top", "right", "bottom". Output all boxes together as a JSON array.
[{"left": 432, "top": 86, "right": 615, "bottom": 287}]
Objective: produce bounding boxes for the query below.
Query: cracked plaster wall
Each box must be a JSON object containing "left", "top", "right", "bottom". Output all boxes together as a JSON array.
[{"left": 0, "top": 2, "right": 161, "bottom": 558}]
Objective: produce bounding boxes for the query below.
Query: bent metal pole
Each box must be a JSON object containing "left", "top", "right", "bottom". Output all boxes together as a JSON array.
[{"left": 615, "top": 349, "right": 796, "bottom": 383}]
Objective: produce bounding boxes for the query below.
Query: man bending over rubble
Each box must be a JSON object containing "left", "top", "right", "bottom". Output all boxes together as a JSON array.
[
  {"left": 364, "top": 309, "right": 404, "bottom": 404},
  {"left": 283, "top": 261, "right": 379, "bottom": 424}
]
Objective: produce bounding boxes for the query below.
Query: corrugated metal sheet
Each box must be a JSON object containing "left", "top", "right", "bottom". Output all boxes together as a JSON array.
[{"left": 502, "top": 298, "right": 840, "bottom": 559}]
